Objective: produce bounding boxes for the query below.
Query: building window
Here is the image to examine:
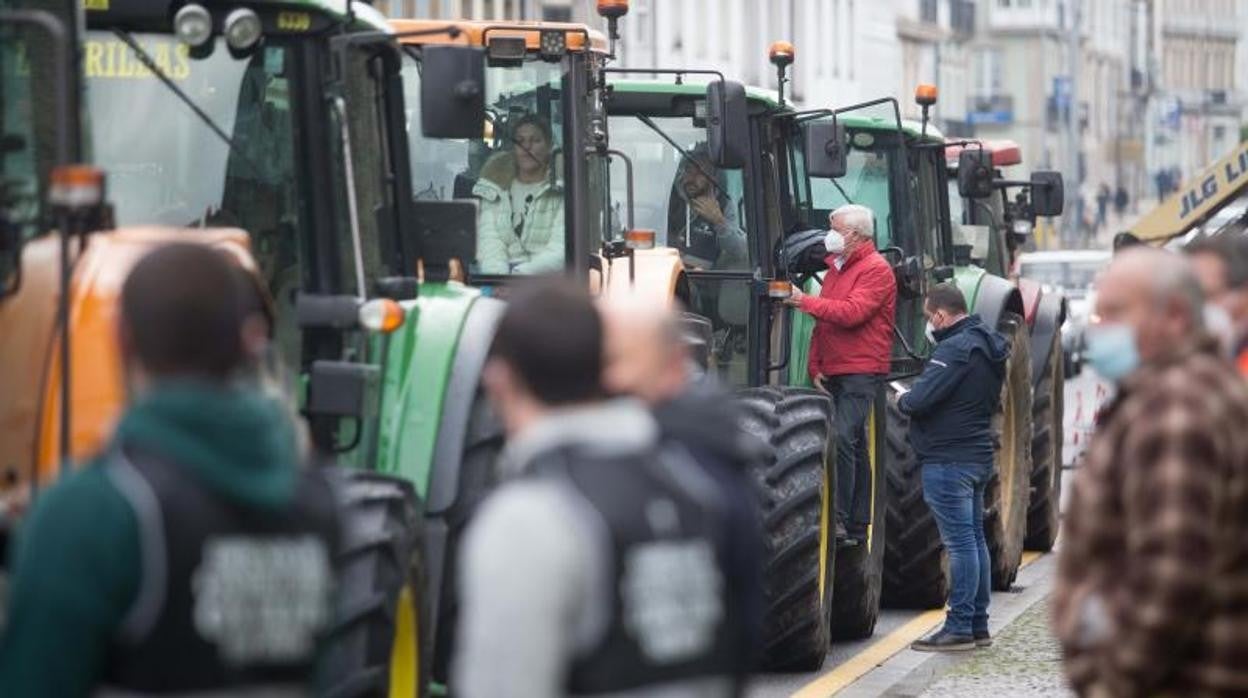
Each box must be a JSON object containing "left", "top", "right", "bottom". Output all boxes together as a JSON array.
[
  {"left": 921, "top": 0, "right": 938, "bottom": 23},
  {"left": 973, "top": 47, "right": 1003, "bottom": 97},
  {"left": 542, "top": 6, "right": 571, "bottom": 21}
]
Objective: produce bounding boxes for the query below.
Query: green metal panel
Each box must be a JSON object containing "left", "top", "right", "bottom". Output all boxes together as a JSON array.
[
  {"left": 373, "top": 282, "right": 481, "bottom": 495},
  {"left": 786, "top": 277, "right": 821, "bottom": 388},
  {"left": 953, "top": 264, "right": 988, "bottom": 313},
  {"left": 608, "top": 79, "right": 781, "bottom": 107}
]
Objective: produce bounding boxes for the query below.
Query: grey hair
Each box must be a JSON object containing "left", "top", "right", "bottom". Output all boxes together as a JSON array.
[
  {"left": 1119, "top": 248, "right": 1205, "bottom": 330},
  {"left": 830, "top": 204, "right": 875, "bottom": 236}
]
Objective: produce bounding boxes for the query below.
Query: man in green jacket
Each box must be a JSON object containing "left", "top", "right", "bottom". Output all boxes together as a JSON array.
[{"left": 0, "top": 243, "right": 339, "bottom": 695}]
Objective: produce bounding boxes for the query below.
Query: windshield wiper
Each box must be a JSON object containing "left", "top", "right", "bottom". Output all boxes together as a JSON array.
[
  {"left": 115, "top": 30, "right": 261, "bottom": 179},
  {"left": 634, "top": 113, "right": 727, "bottom": 199}
]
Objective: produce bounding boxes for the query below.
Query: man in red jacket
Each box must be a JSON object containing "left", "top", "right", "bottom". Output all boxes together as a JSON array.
[{"left": 786, "top": 204, "right": 897, "bottom": 543}]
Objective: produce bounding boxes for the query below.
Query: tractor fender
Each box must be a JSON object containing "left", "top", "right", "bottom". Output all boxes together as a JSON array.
[
  {"left": 1017, "top": 277, "right": 1044, "bottom": 329},
  {"left": 0, "top": 226, "right": 254, "bottom": 489},
  {"left": 1027, "top": 289, "right": 1067, "bottom": 388},
  {"left": 425, "top": 294, "right": 505, "bottom": 516},
  {"left": 955, "top": 266, "right": 1025, "bottom": 332}
]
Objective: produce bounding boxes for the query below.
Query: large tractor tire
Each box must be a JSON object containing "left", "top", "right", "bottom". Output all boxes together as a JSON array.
[
  {"left": 1024, "top": 330, "right": 1064, "bottom": 551},
  {"left": 985, "top": 313, "right": 1034, "bottom": 591},
  {"left": 736, "top": 386, "right": 836, "bottom": 672},
  {"left": 829, "top": 390, "right": 888, "bottom": 640},
  {"left": 322, "top": 468, "right": 425, "bottom": 698},
  {"left": 881, "top": 386, "right": 949, "bottom": 610}
]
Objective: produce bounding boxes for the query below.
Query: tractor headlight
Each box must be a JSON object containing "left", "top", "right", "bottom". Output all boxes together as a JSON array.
[{"left": 174, "top": 4, "right": 213, "bottom": 48}]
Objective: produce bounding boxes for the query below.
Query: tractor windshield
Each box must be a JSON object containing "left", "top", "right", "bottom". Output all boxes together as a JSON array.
[
  {"left": 84, "top": 32, "right": 307, "bottom": 290},
  {"left": 605, "top": 114, "right": 749, "bottom": 271},
  {"left": 403, "top": 55, "right": 580, "bottom": 277},
  {"left": 795, "top": 132, "right": 896, "bottom": 247},
  {"left": 84, "top": 30, "right": 398, "bottom": 369}
]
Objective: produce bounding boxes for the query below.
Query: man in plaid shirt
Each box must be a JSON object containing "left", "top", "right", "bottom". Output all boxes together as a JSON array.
[{"left": 1054, "top": 248, "right": 1248, "bottom": 697}]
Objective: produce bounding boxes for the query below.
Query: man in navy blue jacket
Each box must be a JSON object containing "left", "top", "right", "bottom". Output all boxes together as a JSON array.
[{"left": 899, "top": 283, "right": 1009, "bottom": 652}]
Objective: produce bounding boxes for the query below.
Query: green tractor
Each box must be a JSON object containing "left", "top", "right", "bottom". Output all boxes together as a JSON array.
[
  {"left": 945, "top": 139, "right": 1068, "bottom": 552},
  {"left": 598, "top": 74, "right": 898, "bottom": 666},
  {"left": 1, "top": 2, "right": 500, "bottom": 694},
  {"left": 856, "top": 88, "right": 1037, "bottom": 607}
]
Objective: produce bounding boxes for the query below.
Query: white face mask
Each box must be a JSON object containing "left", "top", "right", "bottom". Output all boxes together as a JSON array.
[
  {"left": 1205, "top": 304, "right": 1235, "bottom": 355},
  {"left": 925, "top": 320, "right": 937, "bottom": 344},
  {"left": 824, "top": 230, "right": 846, "bottom": 255}
]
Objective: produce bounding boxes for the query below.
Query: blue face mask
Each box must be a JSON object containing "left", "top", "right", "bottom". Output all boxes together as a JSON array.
[{"left": 1083, "top": 323, "right": 1140, "bottom": 382}]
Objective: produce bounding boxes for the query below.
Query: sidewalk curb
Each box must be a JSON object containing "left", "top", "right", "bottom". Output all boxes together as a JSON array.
[{"left": 836, "top": 553, "right": 1058, "bottom": 697}]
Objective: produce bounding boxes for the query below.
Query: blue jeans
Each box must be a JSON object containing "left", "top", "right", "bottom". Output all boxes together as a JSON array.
[{"left": 922, "top": 461, "right": 993, "bottom": 637}]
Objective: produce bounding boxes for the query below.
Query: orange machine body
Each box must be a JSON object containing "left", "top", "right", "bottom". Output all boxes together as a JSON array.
[
  {"left": 595, "top": 248, "right": 687, "bottom": 306},
  {"left": 0, "top": 227, "right": 254, "bottom": 491},
  {"left": 390, "top": 18, "right": 608, "bottom": 52}
]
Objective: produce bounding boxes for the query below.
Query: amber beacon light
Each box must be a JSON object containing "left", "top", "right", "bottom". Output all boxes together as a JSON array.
[
  {"left": 769, "top": 40, "right": 795, "bottom": 67},
  {"left": 915, "top": 83, "right": 938, "bottom": 107}
]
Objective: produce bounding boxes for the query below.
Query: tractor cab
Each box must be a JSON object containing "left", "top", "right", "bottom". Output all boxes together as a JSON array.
[
  {"left": 945, "top": 138, "right": 1065, "bottom": 278},
  {"left": 393, "top": 18, "right": 614, "bottom": 284},
  {"left": 784, "top": 106, "right": 957, "bottom": 380}
]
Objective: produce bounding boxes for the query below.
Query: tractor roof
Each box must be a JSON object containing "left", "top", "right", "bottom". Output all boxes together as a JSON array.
[
  {"left": 945, "top": 139, "right": 1023, "bottom": 167},
  {"left": 608, "top": 79, "right": 781, "bottom": 105},
  {"left": 606, "top": 80, "right": 941, "bottom": 140},
  {"left": 86, "top": 0, "right": 389, "bottom": 32},
  {"left": 390, "top": 19, "right": 607, "bottom": 52}
]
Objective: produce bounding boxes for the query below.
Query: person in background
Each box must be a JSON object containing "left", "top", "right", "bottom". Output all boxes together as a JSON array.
[
  {"left": 898, "top": 283, "right": 1009, "bottom": 652},
  {"left": 455, "top": 279, "right": 745, "bottom": 697},
  {"left": 475, "top": 114, "right": 565, "bottom": 274},
  {"left": 1184, "top": 235, "right": 1248, "bottom": 368},
  {"left": 0, "top": 244, "right": 338, "bottom": 696},
  {"left": 600, "top": 295, "right": 765, "bottom": 679},
  {"left": 1114, "top": 185, "right": 1129, "bottom": 217},
  {"left": 1095, "top": 183, "right": 1111, "bottom": 233},
  {"left": 785, "top": 203, "right": 896, "bottom": 545},
  {"left": 1054, "top": 248, "right": 1248, "bottom": 696}
]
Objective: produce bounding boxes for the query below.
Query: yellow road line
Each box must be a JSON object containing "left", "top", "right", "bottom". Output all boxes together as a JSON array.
[{"left": 791, "top": 551, "right": 1045, "bottom": 698}]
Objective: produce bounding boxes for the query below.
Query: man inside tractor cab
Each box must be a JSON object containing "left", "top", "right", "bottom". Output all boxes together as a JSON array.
[
  {"left": 0, "top": 244, "right": 339, "bottom": 696},
  {"left": 786, "top": 204, "right": 897, "bottom": 546},
  {"left": 458, "top": 279, "right": 745, "bottom": 697},
  {"left": 667, "top": 145, "right": 748, "bottom": 271}
]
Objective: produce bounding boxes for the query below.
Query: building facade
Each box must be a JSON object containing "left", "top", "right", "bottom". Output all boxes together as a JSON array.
[
  {"left": 1147, "top": 0, "right": 1243, "bottom": 199},
  {"left": 370, "top": 0, "right": 1248, "bottom": 232}
]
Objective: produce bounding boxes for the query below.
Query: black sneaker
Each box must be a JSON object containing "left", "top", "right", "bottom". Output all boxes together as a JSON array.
[
  {"left": 911, "top": 629, "right": 975, "bottom": 652},
  {"left": 974, "top": 630, "right": 992, "bottom": 648}
]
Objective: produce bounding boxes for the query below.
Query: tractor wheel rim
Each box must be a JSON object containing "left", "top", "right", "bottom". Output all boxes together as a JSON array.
[{"left": 388, "top": 585, "right": 419, "bottom": 698}]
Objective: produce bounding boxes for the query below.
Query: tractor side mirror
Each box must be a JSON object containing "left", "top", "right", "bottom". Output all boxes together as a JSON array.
[
  {"left": 420, "top": 46, "right": 486, "bottom": 139},
  {"left": 957, "top": 149, "right": 995, "bottom": 199},
  {"left": 1030, "top": 171, "right": 1065, "bottom": 216},
  {"left": 706, "top": 79, "right": 748, "bottom": 169},
  {"left": 804, "top": 120, "right": 848, "bottom": 179}
]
